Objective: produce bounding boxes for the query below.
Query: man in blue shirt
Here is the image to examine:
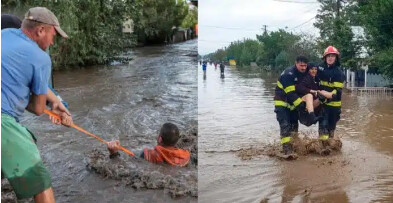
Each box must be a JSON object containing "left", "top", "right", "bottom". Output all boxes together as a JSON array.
[
  {"left": 2, "top": 7, "right": 72, "bottom": 202},
  {"left": 1, "top": 14, "right": 70, "bottom": 110}
]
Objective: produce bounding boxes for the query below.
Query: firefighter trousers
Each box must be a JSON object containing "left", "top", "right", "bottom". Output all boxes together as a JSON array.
[
  {"left": 275, "top": 106, "right": 298, "bottom": 144},
  {"left": 319, "top": 105, "right": 341, "bottom": 140}
]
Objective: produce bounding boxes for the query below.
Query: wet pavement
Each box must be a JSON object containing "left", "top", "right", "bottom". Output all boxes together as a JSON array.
[
  {"left": 198, "top": 64, "right": 393, "bottom": 202},
  {"left": 3, "top": 40, "right": 197, "bottom": 203}
]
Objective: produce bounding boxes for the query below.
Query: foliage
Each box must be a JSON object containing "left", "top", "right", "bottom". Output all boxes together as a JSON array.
[
  {"left": 2, "top": 0, "right": 139, "bottom": 69},
  {"left": 314, "top": 0, "right": 360, "bottom": 70},
  {"left": 206, "top": 0, "right": 393, "bottom": 79},
  {"left": 134, "top": 0, "right": 189, "bottom": 44},
  {"left": 256, "top": 29, "right": 300, "bottom": 67},
  {"left": 314, "top": 0, "right": 393, "bottom": 78},
  {"left": 2, "top": 0, "right": 191, "bottom": 69},
  {"left": 181, "top": 6, "right": 197, "bottom": 28},
  {"left": 206, "top": 30, "right": 318, "bottom": 71},
  {"left": 223, "top": 40, "right": 262, "bottom": 66},
  {"left": 357, "top": 0, "right": 393, "bottom": 78}
]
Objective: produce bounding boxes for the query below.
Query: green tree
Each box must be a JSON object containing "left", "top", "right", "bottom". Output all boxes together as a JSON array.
[
  {"left": 2, "top": 0, "right": 139, "bottom": 69},
  {"left": 288, "top": 34, "right": 320, "bottom": 63},
  {"left": 358, "top": 0, "right": 393, "bottom": 78},
  {"left": 256, "top": 29, "right": 300, "bottom": 68},
  {"left": 238, "top": 39, "right": 263, "bottom": 66},
  {"left": 214, "top": 48, "right": 227, "bottom": 62},
  {"left": 275, "top": 51, "right": 291, "bottom": 70},
  {"left": 181, "top": 7, "right": 197, "bottom": 28},
  {"left": 314, "top": 0, "right": 359, "bottom": 69},
  {"left": 2, "top": 0, "right": 192, "bottom": 69},
  {"left": 134, "top": 0, "right": 189, "bottom": 44}
]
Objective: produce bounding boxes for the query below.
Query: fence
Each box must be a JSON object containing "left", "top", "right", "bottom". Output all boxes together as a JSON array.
[{"left": 345, "top": 87, "right": 393, "bottom": 96}]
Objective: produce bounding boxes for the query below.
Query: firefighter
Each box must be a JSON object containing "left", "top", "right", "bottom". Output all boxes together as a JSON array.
[
  {"left": 317, "top": 46, "right": 345, "bottom": 154},
  {"left": 274, "top": 56, "right": 309, "bottom": 157}
]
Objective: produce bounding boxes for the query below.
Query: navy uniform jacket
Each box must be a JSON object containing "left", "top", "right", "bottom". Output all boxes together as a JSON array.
[
  {"left": 274, "top": 66, "right": 307, "bottom": 110},
  {"left": 317, "top": 63, "right": 345, "bottom": 108}
]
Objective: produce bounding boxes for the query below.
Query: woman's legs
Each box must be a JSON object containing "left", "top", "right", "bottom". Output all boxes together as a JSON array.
[
  {"left": 299, "top": 93, "right": 320, "bottom": 126},
  {"left": 302, "top": 93, "right": 314, "bottom": 113},
  {"left": 313, "top": 99, "right": 320, "bottom": 109}
]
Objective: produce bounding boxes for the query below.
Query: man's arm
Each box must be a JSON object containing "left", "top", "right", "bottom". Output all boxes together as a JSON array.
[
  {"left": 280, "top": 74, "right": 303, "bottom": 108},
  {"left": 332, "top": 71, "right": 346, "bottom": 100},
  {"left": 47, "top": 88, "right": 65, "bottom": 109},
  {"left": 26, "top": 94, "right": 47, "bottom": 116},
  {"left": 320, "top": 72, "right": 345, "bottom": 100},
  {"left": 47, "top": 88, "right": 73, "bottom": 126},
  {"left": 318, "top": 90, "right": 333, "bottom": 99}
]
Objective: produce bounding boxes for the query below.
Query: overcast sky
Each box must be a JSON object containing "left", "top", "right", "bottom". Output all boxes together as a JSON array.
[{"left": 198, "top": 0, "right": 320, "bottom": 55}]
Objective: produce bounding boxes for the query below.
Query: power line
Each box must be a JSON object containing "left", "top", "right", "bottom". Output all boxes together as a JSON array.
[
  {"left": 198, "top": 39, "right": 233, "bottom": 43},
  {"left": 277, "top": 3, "right": 319, "bottom": 30},
  {"left": 288, "top": 16, "right": 316, "bottom": 31},
  {"left": 263, "top": 25, "right": 267, "bottom": 33},
  {"left": 273, "top": 0, "right": 318, "bottom": 4},
  {"left": 200, "top": 4, "right": 320, "bottom": 33},
  {"left": 303, "top": 4, "right": 320, "bottom": 13},
  {"left": 200, "top": 25, "right": 279, "bottom": 31}
]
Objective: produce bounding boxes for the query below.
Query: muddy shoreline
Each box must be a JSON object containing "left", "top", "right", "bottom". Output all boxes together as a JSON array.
[
  {"left": 237, "top": 134, "right": 343, "bottom": 160},
  {"left": 86, "top": 124, "right": 198, "bottom": 198},
  {"left": 1, "top": 124, "right": 198, "bottom": 202}
]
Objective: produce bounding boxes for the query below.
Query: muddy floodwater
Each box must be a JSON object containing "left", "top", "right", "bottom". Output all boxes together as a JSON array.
[
  {"left": 2, "top": 40, "right": 197, "bottom": 203},
  {"left": 198, "top": 64, "right": 393, "bottom": 202}
]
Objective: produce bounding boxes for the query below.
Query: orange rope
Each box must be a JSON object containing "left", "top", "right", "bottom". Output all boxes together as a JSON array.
[{"left": 44, "top": 109, "right": 134, "bottom": 156}]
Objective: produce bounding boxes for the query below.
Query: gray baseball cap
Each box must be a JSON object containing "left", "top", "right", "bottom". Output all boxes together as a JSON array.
[{"left": 24, "top": 7, "right": 68, "bottom": 38}]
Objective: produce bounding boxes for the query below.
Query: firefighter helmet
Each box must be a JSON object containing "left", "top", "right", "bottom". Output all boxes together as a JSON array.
[{"left": 323, "top": 46, "right": 340, "bottom": 58}]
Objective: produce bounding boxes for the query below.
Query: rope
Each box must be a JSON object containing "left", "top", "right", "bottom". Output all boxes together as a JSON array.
[{"left": 43, "top": 109, "right": 134, "bottom": 157}]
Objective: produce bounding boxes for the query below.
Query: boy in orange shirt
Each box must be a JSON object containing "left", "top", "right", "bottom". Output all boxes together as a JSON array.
[{"left": 107, "top": 123, "right": 190, "bottom": 167}]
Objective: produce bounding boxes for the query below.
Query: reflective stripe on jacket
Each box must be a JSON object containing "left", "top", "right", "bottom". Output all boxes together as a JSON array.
[{"left": 274, "top": 66, "right": 306, "bottom": 109}]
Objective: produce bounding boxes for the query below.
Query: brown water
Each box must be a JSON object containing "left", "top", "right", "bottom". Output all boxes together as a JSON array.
[
  {"left": 198, "top": 65, "right": 393, "bottom": 202},
  {"left": 3, "top": 40, "right": 197, "bottom": 202}
]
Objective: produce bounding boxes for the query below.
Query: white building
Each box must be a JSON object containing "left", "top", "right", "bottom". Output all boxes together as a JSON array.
[{"left": 122, "top": 19, "right": 134, "bottom": 33}]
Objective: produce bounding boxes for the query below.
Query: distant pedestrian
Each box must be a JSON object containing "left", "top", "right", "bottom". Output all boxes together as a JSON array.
[
  {"left": 220, "top": 62, "right": 225, "bottom": 77},
  {"left": 202, "top": 61, "right": 207, "bottom": 77}
]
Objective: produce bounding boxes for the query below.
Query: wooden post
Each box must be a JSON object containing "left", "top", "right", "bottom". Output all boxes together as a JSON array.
[
  {"left": 364, "top": 65, "right": 368, "bottom": 88},
  {"left": 346, "top": 69, "right": 350, "bottom": 87}
]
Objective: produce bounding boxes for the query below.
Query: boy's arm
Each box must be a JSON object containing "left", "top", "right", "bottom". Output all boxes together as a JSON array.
[
  {"left": 280, "top": 74, "right": 303, "bottom": 108},
  {"left": 107, "top": 140, "right": 121, "bottom": 159}
]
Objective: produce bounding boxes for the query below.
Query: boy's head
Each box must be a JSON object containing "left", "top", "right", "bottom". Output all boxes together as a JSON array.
[
  {"left": 307, "top": 63, "right": 318, "bottom": 77},
  {"left": 158, "top": 123, "right": 180, "bottom": 146}
]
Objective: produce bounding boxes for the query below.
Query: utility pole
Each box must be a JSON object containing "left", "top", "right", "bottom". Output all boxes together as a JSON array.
[
  {"left": 263, "top": 25, "right": 267, "bottom": 34},
  {"left": 336, "top": 0, "right": 340, "bottom": 19}
]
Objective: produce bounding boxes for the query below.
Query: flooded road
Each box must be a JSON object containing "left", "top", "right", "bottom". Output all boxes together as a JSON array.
[
  {"left": 5, "top": 40, "right": 197, "bottom": 202},
  {"left": 198, "top": 64, "right": 393, "bottom": 202}
]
